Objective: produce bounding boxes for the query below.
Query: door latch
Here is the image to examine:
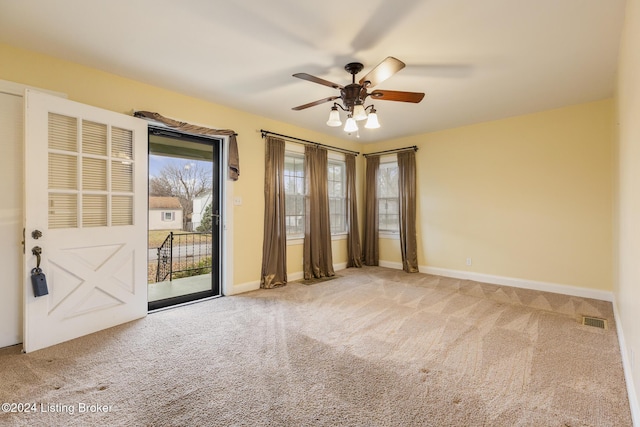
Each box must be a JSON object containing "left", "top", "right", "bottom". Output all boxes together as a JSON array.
[
  {"left": 30, "top": 246, "right": 48, "bottom": 297},
  {"left": 31, "top": 246, "right": 42, "bottom": 269}
]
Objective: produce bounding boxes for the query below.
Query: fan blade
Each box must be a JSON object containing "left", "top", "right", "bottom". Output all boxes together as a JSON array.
[
  {"left": 293, "top": 73, "right": 343, "bottom": 89},
  {"left": 369, "top": 90, "right": 425, "bottom": 103},
  {"left": 292, "top": 96, "right": 340, "bottom": 111},
  {"left": 359, "top": 57, "right": 405, "bottom": 87}
]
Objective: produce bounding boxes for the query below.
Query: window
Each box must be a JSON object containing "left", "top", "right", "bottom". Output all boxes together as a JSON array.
[
  {"left": 284, "top": 152, "right": 305, "bottom": 237},
  {"left": 378, "top": 160, "right": 399, "bottom": 233},
  {"left": 328, "top": 159, "right": 347, "bottom": 235},
  {"left": 162, "top": 211, "right": 174, "bottom": 221},
  {"left": 284, "top": 149, "right": 348, "bottom": 238},
  {"left": 47, "top": 113, "right": 135, "bottom": 229}
]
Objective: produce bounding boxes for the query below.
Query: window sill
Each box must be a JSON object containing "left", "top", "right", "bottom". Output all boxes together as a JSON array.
[
  {"left": 379, "top": 231, "right": 400, "bottom": 240},
  {"left": 286, "top": 233, "right": 348, "bottom": 246}
]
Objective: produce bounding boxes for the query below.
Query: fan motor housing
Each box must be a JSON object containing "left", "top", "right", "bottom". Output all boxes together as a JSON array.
[{"left": 341, "top": 84, "right": 367, "bottom": 109}]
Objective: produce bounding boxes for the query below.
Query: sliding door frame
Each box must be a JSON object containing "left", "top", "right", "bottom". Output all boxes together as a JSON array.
[{"left": 147, "top": 126, "right": 224, "bottom": 311}]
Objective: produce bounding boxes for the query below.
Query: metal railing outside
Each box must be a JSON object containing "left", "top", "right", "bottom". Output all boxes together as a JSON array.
[{"left": 155, "top": 232, "right": 212, "bottom": 282}]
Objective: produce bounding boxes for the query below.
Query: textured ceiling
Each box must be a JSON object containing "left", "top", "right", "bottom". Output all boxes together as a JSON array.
[{"left": 0, "top": 0, "right": 627, "bottom": 143}]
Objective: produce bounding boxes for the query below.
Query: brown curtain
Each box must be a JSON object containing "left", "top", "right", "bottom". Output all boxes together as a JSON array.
[
  {"left": 397, "top": 151, "right": 419, "bottom": 273},
  {"left": 260, "top": 137, "right": 287, "bottom": 288},
  {"left": 346, "top": 154, "right": 362, "bottom": 268},
  {"left": 303, "top": 145, "right": 335, "bottom": 279},
  {"left": 134, "top": 110, "right": 240, "bottom": 181},
  {"left": 362, "top": 155, "right": 380, "bottom": 266}
]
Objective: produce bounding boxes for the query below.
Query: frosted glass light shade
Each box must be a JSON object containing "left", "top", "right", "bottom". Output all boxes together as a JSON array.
[
  {"left": 344, "top": 117, "right": 358, "bottom": 132},
  {"left": 353, "top": 103, "right": 367, "bottom": 121},
  {"left": 326, "top": 108, "right": 342, "bottom": 127},
  {"left": 364, "top": 111, "right": 380, "bottom": 129}
]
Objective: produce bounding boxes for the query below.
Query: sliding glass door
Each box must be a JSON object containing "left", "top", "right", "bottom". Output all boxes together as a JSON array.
[{"left": 147, "top": 127, "right": 221, "bottom": 310}]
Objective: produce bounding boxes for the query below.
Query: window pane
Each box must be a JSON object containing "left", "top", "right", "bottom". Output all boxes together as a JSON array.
[
  {"left": 284, "top": 152, "right": 305, "bottom": 236},
  {"left": 112, "top": 160, "right": 133, "bottom": 192},
  {"left": 82, "top": 157, "right": 107, "bottom": 191},
  {"left": 82, "top": 120, "right": 107, "bottom": 156},
  {"left": 49, "top": 193, "right": 77, "bottom": 229},
  {"left": 378, "top": 161, "right": 399, "bottom": 232},
  {"left": 48, "top": 113, "right": 77, "bottom": 152},
  {"left": 112, "top": 127, "right": 133, "bottom": 160},
  {"left": 49, "top": 153, "right": 77, "bottom": 190},
  {"left": 328, "top": 160, "right": 346, "bottom": 234},
  {"left": 112, "top": 196, "right": 133, "bottom": 226},
  {"left": 82, "top": 194, "right": 108, "bottom": 227}
]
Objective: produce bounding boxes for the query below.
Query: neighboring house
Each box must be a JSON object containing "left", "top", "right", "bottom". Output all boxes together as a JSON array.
[
  {"left": 192, "top": 192, "right": 212, "bottom": 231},
  {"left": 149, "top": 196, "right": 183, "bottom": 231}
]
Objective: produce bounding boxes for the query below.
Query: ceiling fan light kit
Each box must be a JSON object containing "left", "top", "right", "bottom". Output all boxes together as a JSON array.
[
  {"left": 326, "top": 105, "right": 342, "bottom": 127},
  {"left": 292, "top": 57, "right": 425, "bottom": 134},
  {"left": 344, "top": 116, "right": 359, "bottom": 133},
  {"left": 364, "top": 108, "right": 380, "bottom": 129}
]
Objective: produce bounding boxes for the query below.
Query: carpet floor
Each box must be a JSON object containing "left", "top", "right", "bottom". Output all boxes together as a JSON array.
[{"left": 0, "top": 266, "right": 632, "bottom": 426}]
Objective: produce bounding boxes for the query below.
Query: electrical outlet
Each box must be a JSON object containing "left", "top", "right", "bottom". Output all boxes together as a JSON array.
[{"left": 466, "top": 257, "right": 472, "bottom": 266}]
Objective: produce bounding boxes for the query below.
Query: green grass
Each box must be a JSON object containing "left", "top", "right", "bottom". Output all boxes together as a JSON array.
[{"left": 147, "top": 229, "right": 213, "bottom": 249}]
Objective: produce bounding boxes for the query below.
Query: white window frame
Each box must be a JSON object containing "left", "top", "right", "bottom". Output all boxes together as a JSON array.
[
  {"left": 378, "top": 154, "right": 400, "bottom": 238},
  {"left": 328, "top": 152, "right": 347, "bottom": 238},
  {"left": 162, "top": 211, "right": 175, "bottom": 221},
  {"left": 284, "top": 145, "right": 349, "bottom": 243},
  {"left": 284, "top": 144, "right": 305, "bottom": 242}
]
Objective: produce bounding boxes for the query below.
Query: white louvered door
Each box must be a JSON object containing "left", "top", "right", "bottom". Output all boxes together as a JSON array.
[{"left": 23, "top": 90, "right": 148, "bottom": 353}]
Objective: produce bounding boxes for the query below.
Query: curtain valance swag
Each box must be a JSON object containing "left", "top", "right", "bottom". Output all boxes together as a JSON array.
[{"left": 134, "top": 110, "right": 240, "bottom": 181}]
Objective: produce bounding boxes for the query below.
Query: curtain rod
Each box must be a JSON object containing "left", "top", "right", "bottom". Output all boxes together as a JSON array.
[
  {"left": 260, "top": 130, "right": 359, "bottom": 156},
  {"left": 363, "top": 146, "right": 418, "bottom": 157}
]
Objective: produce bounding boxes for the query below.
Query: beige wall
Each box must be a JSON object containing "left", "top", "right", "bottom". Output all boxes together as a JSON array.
[
  {"left": 366, "top": 100, "right": 614, "bottom": 291},
  {"left": 615, "top": 0, "right": 640, "bottom": 418},
  {"left": 0, "top": 43, "right": 362, "bottom": 289},
  {"left": 0, "top": 42, "right": 615, "bottom": 296}
]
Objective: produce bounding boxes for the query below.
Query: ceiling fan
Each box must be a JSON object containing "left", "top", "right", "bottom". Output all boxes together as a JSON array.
[{"left": 292, "top": 57, "right": 425, "bottom": 132}]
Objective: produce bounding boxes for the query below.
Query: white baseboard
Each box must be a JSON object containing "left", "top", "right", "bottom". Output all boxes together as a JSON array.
[
  {"left": 229, "top": 263, "right": 348, "bottom": 296},
  {"left": 419, "top": 265, "right": 614, "bottom": 302},
  {"left": 334, "top": 262, "right": 348, "bottom": 271},
  {"left": 379, "top": 260, "right": 404, "bottom": 270},
  {"left": 228, "top": 280, "right": 260, "bottom": 295},
  {"left": 612, "top": 299, "right": 640, "bottom": 426}
]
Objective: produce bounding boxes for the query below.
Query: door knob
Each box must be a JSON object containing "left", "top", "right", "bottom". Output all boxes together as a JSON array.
[{"left": 31, "top": 230, "right": 43, "bottom": 239}]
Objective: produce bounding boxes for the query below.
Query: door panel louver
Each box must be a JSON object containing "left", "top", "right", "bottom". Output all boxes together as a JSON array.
[
  {"left": 83, "top": 195, "right": 108, "bottom": 227},
  {"left": 49, "top": 153, "right": 77, "bottom": 190},
  {"left": 112, "top": 127, "right": 133, "bottom": 160},
  {"left": 47, "top": 113, "right": 135, "bottom": 229},
  {"left": 112, "top": 161, "right": 133, "bottom": 192},
  {"left": 49, "top": 193, "right": 78, "bottom": 229},
  {"left": 48, "top": 113, "right": 77, "bottom": 151},
  {"left": 82, "top": 121, "right": 107, "bottom": 156},
  {"left": 112, "top": 195, "right": 133, "bottom": 226},
  {"left": 82, "top": 157, "right": 107, "bottom": 191}
]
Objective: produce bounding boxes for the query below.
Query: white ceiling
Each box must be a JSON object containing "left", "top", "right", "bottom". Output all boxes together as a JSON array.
[{"left": 0, "top": 0, "right": 627, "bottom": 143}]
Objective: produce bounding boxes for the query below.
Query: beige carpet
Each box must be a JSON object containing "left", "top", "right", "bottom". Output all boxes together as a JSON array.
[{"left": 0, "top": 267, "right": 632, "bottom": 426}]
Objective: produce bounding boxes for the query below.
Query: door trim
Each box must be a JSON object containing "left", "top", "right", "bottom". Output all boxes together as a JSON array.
[{"left": 147, "top": 127, "right": 224, "bottom": 311}]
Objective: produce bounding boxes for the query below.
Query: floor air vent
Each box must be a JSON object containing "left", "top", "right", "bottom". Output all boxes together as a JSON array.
[{"left": 582, "top": 316, "right": 607, "bottom": 329}]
